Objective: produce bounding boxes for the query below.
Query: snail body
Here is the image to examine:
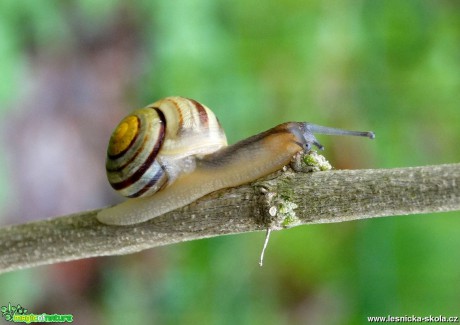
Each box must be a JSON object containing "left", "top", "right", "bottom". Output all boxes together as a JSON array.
[{"left": 97, "top": 96, "right": 374, "bottom": 226}]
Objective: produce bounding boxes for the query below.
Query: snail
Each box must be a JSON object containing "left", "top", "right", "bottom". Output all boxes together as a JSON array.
[{"left": 97, "top": 96, "right": 375, "bottom": 226}]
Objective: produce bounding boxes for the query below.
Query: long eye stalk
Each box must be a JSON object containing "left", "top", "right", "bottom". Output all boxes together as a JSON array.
[
  {"left": 306, "top": 123, "right": 375, "bottom": 139},
  {"left": 301, "top": 123, "right": 375, "bottom": 151}
]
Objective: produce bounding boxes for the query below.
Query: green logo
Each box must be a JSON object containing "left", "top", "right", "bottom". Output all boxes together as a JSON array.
[{"left": 1, "top": 303, "right": 73, "bottom": 323}]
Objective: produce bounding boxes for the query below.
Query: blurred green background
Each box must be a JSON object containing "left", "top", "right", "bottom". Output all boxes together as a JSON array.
[{"left": 1, "top": 1, "right": 459, "bottom": 324}]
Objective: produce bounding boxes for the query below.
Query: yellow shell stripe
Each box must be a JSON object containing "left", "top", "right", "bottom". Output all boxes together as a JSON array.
[{"left": 107, "top": 115, "right": 139, "bottom": 157}]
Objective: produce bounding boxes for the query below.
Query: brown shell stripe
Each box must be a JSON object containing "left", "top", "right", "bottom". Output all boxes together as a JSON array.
[
  {"left": 126, "top": 167, "right": 165, "bottom": 198},
  {"left": 187, "top": 98, "right": 209, "bottom": 126}
]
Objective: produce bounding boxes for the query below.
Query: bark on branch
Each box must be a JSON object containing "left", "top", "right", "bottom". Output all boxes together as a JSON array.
[{"left": 0, "top": 163, "right": 459, "bottom": 274}]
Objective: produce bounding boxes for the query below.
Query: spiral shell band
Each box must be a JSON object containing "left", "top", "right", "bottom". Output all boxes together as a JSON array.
[
  {"left": 106, "top": 108, "right": 167, "bottom": 198},
  {"left": 105, "top": 97, "right": 228, "bottom": 199}
]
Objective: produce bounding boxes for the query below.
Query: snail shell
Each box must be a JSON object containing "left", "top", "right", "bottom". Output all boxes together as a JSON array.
[{"left": 106, "top": 97, "right": 227, "bottom": 198}]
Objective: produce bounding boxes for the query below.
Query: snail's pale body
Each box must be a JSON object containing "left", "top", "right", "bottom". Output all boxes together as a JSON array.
[{"left": 97, "top": 97, "right": 374, "bottom": 226}]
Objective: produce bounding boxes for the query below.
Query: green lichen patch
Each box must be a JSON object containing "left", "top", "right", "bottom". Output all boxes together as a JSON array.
[
  {"left": 257, "top": 150, "right": 332, "bottom": 229},
  {"left": 290, "top": 150, "right": 332, "bottom": 172},
  {"left": 263, "top": 189, "right": 300, "bottom": 229},
  {"left": 303, "top": 151, "right": 332, "bottom": 171}
]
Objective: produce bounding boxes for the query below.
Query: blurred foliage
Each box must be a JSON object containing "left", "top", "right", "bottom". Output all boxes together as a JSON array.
[{"left": 1, "top": 1, "right": 460, "bottom": 324}]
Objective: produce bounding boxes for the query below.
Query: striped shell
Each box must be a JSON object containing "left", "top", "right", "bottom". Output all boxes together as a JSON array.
[{"left": 106, "top": 97, "right": 228, "bottom": 198}]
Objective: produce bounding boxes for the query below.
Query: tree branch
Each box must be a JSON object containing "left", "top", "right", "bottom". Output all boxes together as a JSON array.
[{"left": 1, "top": 163, "right": 459, "bottom": 274}]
